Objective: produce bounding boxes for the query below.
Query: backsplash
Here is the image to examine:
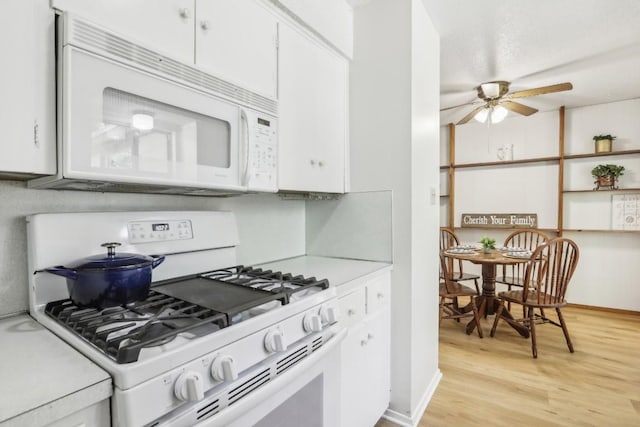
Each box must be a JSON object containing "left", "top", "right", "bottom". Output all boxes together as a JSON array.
[{"left": 0, "top": 181, "right": 305, "bottom": 318}]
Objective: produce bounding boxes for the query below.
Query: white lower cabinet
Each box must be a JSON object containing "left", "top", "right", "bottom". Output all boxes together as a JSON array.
[{"left": 339, "top": 272, "right": 391, "bottom": 427}]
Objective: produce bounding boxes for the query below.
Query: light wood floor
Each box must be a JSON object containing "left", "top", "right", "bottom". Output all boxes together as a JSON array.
[{"left": 377, "top": 304, "right": 640, "bottom": 427}]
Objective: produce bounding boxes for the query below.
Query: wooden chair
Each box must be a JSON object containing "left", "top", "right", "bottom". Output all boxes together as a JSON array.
[
  {"left": 439, "top": 253, "right": 483, "bottom": 338},
  {"left": 496, "top": 229, "right": 550, "bottom": 291},
  {"left": 490, "top": 237, "right": 579, "bottom": 358},
  {"left": 439, "top": 227, "right": 480, "bottom": 294}
]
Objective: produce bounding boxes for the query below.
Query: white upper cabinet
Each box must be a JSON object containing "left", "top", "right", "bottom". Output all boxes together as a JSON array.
[
  {"left": 278, "top": 23, "right": 348, "bottom": 193},
  {"left": 0, "top": 0, "right": 55, "bottom": 177},
  {"left": 51, "top": 0, "right": 278, "bottom": 98},
  {"left": 195, "top": 0, "right": 278, "bottom": 98},
  {"left": 52, "top": 0, "right": 195, "bottom": 64}
]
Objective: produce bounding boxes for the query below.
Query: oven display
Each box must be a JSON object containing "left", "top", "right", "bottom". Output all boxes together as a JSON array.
[
  {"left": 257, "top": 118, "right": 270, "bottom": 127},
  {"left": 128, "top": 219, "right": 193, "bottom": 243}
]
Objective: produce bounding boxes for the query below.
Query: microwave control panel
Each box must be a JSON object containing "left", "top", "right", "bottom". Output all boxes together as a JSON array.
[
  {"left": 247, "top": 111, "right": 277, "bottom": 192},
  {"left": 128, "top": 220, "right": 193, "bottom": 244}
]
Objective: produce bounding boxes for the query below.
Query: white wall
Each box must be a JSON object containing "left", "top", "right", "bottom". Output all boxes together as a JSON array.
[
  {"left": 305, "top": 191, "right": 393, "bottom": 262},
  {"left": 0, "top": 181, "right": 305, "bottom": 318},
  {"left": 350, "top": 0, "right": 441, "bottom": 424}
]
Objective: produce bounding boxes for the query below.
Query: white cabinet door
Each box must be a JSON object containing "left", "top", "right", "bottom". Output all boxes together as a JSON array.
[
  {"left": 0, "top": 0, "right": 55, "bottom": 176},
  {"left": 278, "top": 23, "right": 347, "bottom": 193},
  {"left": 340, "top": 308, "right": 390, "bottom": 427},
  {"left": 195, "top": 0, "right": 278, "bottom": 98},
  {"left": 362, "top": 308, "right": 391, "bottom": 427},
  {"left": 52, "top": 0, "right": 195, "bottom": 63}
]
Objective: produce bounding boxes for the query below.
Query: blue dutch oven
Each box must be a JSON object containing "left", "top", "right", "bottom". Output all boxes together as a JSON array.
[{"left": 46, "top": 242, "right": 165, "bottom": 308}]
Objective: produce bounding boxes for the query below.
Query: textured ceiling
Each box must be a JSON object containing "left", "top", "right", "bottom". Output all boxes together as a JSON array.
[{"left": 421, "top": 0, "right": 640, "bottom": 125}]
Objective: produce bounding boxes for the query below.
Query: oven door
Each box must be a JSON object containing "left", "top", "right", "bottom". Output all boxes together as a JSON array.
[
  {"left": 197, "top": 328, "right": 346, "bottom": 427},
  {"left": 62, "top": 46, "right": 245, "bottom": 192}
]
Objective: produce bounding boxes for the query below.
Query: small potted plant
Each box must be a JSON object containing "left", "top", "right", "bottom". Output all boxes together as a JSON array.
[
  {"left": 479, "top": 236, "right": 496, "bottom": 254},
  {"left": 591, "top": 163, "right": 625, "bottom": 190},
  {"left": 593, "top": 134, "right": 616, "bottom": 153}
]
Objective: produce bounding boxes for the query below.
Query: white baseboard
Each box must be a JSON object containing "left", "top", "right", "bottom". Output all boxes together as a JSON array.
[{"left": 381, "top": 369, "right": 442, "bottom": 426}]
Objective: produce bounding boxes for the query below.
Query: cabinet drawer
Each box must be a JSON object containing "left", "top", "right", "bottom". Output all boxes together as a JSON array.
[
  {"left": 339, "top": 287, "right": 366, "bottom": 329},
  {"left": 366, "top": 274, "right": 390, "bottom": 314}
]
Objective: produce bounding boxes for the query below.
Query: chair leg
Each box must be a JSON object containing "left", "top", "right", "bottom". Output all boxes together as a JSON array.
[
  {"left": 453, "top": 297, "right": 461, "bottom": 322},
  {"left": 529, "top": 306, "right": 537, "bottom": 358},
  {"left": 470, "top": 297, "right": 483, "bottom": 338},
  {"left": 439, "top": 296, "right": 445, "bottom": 328},
  {"left": 556, "top": 307, "right": 574, "bottom": 353},
  {"left": 473, "top": 278, "right": 480, "bottom": 295},
  {"left": 490, "top": 300, "right": 505, "bottom": 337},
  {"left": 506, "top": 285, "right": 512, "bottom": 312}
]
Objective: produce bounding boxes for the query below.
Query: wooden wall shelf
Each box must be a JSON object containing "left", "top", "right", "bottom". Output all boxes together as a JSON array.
[
  {"left": 563, "top": 187, "right": 640, "bottom": 193},
  {"left": 562, "top": 229, "right": 640, "bottom": 233},
  {"left": 564, "top": 149, "right": 640, "bottom": 160},
  {"left": 444, "top": 156, "right": 560, "bottom": 169}
]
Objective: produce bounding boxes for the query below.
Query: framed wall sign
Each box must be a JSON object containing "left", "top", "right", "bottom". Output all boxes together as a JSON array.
[{"left": 461, "top": 213, "right": 538, "bottom": 228}]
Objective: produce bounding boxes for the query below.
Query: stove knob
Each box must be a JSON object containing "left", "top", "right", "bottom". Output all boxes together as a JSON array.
[
  {"left": 174, "top": 371, "right": 204, "bottom": 402},
  {"left": 211, "top": 355, "right": 238, "bottom": 382},
  {"left": 303, "top": 313, "right": 323, "bottom": 333},
  {"left": 264, "top": 329, "right": 287, "bottom": 353},
  {"left": 319, "top": 305, "right": 339, "bottom": 325}
]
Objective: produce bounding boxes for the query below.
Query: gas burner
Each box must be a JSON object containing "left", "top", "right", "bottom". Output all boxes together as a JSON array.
[{"left": 125, "top": 322, "right": 177, "bottom": 347}]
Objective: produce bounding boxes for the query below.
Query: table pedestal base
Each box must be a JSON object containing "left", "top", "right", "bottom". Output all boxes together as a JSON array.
[{"left": 465, "top": 295, "right": 530, "bottom": 338}]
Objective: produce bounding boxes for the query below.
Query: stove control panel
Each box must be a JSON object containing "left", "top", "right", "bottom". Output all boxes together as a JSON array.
[{"left": 128, "top": 219, "right": 193, "bottom": 243}]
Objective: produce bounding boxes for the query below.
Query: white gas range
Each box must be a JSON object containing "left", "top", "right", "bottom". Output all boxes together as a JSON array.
[{"left": 27, "top": 211, "right": 345, "bottom": 427}]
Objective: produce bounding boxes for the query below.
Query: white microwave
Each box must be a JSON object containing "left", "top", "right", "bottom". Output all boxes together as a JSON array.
[{"left": 30, "top": 13, "right": 278, "bottom": 195}]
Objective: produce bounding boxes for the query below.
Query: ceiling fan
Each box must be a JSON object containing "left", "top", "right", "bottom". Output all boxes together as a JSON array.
[{"left": 442, "top": 81, "right": 573, "bottom": 125}]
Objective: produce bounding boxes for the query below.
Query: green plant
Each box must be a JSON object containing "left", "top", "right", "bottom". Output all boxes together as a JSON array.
[
  {"left": 479, "top": 236, "right": 496, "bottom": 250},
  {"left": 592, "top": 134, "right": 616, "bottom": 142},
  {"left": 591, "top": 164, "right": 625, "bottom": 178}
]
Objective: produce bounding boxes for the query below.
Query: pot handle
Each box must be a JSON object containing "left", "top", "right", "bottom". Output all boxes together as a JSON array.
[
  {"left": 151, "top": 255, "right": 165, "bottom": 269},
  {"left": 101, "top": 242, "right": 122, "bottom": 257},
  {"left": 45, "top": 266, "right": 78, "bottom": 280}
]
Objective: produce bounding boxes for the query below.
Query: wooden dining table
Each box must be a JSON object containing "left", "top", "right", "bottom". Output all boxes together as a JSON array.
[{"left": 443, "top": 249, "right": 530, "bottom": 338}]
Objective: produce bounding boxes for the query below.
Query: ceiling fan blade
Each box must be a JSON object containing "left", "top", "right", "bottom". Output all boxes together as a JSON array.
[
  {"left": 440, "top": 100, "right": 481, "bottom": 112},
  {"left": 508, "top": 82, "right": 573, "bottom": 99},
  {"left": 500, "top": 100, "right": 538, "bottom": 116},
  {"left": 456, "top": 105, "right": 486, "bottom": 125}
]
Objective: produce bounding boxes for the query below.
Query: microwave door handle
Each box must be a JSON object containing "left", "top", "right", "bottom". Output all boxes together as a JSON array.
[{"left": 240, "top": 109, "right": 250, "bottom": 186}]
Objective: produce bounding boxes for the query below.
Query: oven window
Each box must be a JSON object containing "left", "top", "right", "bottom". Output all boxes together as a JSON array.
[
  {"left": 92, "top": 88, "right": 231, "bottom": 174},
  {"left": 253, "top": 375, "right": 323, "bottom": 427}
]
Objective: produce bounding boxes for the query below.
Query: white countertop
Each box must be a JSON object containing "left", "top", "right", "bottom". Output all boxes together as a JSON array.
[
  {"left": 0, "top": 314, "right": 112, "bottom": 426},
  {"left": 257, "top": 255, "right": 392, "bottom": 294}
]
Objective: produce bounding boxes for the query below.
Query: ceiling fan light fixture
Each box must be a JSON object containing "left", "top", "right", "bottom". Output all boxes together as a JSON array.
[
  {"left": 473, "top": 108, "right": 489, "bottom": 123},
  {"left": 481, "top": 82, "right": 501, "bottom": 99},
  {"left": 491, "top": 105, "right": 508, "bottom": 123}
]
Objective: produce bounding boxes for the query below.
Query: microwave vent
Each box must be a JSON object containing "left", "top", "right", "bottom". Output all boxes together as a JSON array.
[{"left": 66, "top": 15, "right": 277, "bottom": 116}]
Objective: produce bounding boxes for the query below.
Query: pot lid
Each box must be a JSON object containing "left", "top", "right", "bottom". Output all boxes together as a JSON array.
[{"left": 65, "top": 242, "right": 155, "bottom": 270}]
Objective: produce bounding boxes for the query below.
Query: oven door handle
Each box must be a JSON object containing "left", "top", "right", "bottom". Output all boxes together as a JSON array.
[{"left": 196, "top": 327, "right": 347, "bottom": 427}]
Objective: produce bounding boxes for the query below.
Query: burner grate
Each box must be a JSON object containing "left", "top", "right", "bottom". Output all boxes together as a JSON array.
[
  {"left": 45, "top": 290, "right": 228, "bottom": 363},
  {"left": 203, "top": 265, "right": 330, "bottom": 299}
]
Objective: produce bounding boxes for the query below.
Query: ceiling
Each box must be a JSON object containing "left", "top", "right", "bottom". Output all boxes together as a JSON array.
[{"left": 421, "top": 0, "right": 640, "bottom": 125}]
